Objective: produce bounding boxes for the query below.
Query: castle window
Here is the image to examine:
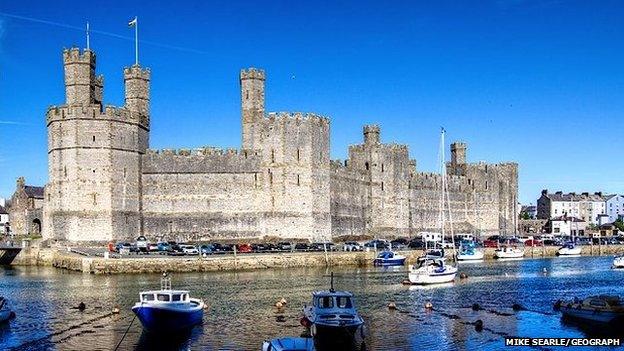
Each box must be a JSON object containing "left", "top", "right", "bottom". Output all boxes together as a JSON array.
[
  {"left": 123, "top": 168, "right": 127, "bottom": 178},
  {"left": 92, "top": 193, "right": 97, "bottom": 205},
  {"left": 92, "top": 135, "right": 95, "bottom": 142},
  {"left": 269, "top": 170, "right": 273, "bottom": 185},
  {"left": 64, "top": 166, "right": 67, "bottom": 177},
  {"left": 271, "top": 149, "right": 275, "bottom": 163},
  {"left": 485, "top": 181, "right": 488, "bottom": 190},
  {"left": 297, "top": 174, "right": 300, "bottom": 186},
  {"left": 365, "top": 162, "right": 369, "bottom": 171},
  {"left": 254, "top": 173, "right": 258, "bottom": 188},
  {"left": 381, "top": 164, "right": 384, "bottom": 172},
  {"left": 246, "top": 90, "right": 249, "bottom": 100},
  {"left": 381, "top": 182, "right": 384, "bottom": 191},
  {"left": 297, "top": 149, "right": 300, "bottom": 162}
]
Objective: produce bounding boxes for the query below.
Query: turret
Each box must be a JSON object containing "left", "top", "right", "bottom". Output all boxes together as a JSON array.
[
  {"left": 124, "top": 65, "right": 151, "bottom": 122},
  {"left": 363, "top": 124, "right": 380, "bottom": 145},
  {"left": 63, "top": 48, "right": 103, "bottom": 106},
  {"left": 450, "top": 141, "right": 467, "bottom": 176},
  {"left": 240, "top": 68, "right": 265, "bottom": 149}
]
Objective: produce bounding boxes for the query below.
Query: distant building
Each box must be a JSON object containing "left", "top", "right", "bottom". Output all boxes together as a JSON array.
[
  {"left": 0, "top": 205, "right": 8, "bottom": 234},
  {"left": 546, "top": 215, "right": 587, "bottom": 237},
  {"left": 605, "top": 194, "right": 624, "bottom": 223},
  {"left": 537, "top": 190, "right": 606, "bottom": 225},
  {"left": 520, "top": 205, "right": 537, "bottom": 219},
  {"left": 7, "top": 177, "right": 44, "bottom": 236}
]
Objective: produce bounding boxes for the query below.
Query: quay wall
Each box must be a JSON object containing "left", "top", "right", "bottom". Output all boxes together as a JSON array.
[{"left": 10, "top": 245, "right": 624, "bottom": 274}]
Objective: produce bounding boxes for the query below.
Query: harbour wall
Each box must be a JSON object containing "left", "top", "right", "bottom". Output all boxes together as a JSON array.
[{"left": 10, "top": 245, "right": 624, "bottom": 274}]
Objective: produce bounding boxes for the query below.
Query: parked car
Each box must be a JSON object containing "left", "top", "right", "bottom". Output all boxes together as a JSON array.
[
  {"left": 343, "top": 241, "right": 363, "bottom": 251},
  {"left": 524, "top": 239, "right": 542, "bottom": 247},
  {"left": 237, "top": 244, "right": 253, "bottom": 253},
  {"left": 212, "top": 243, "right": 234, "bottom": 253},
  {"left": 157, "top": 241, "right": 171, "bottom": 252},
  {"left": 390, "top": 238, "right": 408, "bottom": 250},
  {"left": 200, "top": 244, "right": 214, "bottom": 255},
  {"left": 136, "top": 236, "right": 148, "bottom": 252},
  {"left": 147, "top": 243, "right": 159, "bottom": 252},
  {"left": 278, "top": 242, "right": 293, "bottom": 251},
  {"left": 294, "top": 243, "right": 309, "bottom": 251},
  {"left": 179, "top": 244, "right": 199, "bottom": 255},
  {"left": 364, "top": 240, "right": 389, "bottom": 250},
  {"left": 408, "top": 238, "right": 425, "bottom": 249},
  {"left": 116, "top": 242, "right": 136, "bottom": 253}
]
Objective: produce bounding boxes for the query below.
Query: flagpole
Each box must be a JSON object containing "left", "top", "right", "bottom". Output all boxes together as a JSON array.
[
  {"left": 86, "top": 21, "right": 90, "bottom": 50},
  {"left": 135, "top": 16, "right": 139, "bottom": 66}
]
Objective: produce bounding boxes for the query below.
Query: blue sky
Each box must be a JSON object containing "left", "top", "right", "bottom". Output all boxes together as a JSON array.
[{"left": 0, "top": 0, "right": 622, "bottom": 204}]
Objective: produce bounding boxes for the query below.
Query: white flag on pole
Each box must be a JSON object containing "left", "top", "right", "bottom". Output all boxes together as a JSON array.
[{"left": 128, "top": 17, "right": 137, "bottom": 27}]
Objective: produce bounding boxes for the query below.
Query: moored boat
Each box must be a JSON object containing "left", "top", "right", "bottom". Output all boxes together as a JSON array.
[
  {"left": 0, "top": 297, "right": 15, "bottom": 323},
  {"left": 407, "top": 257, "right": 457, "bottom": 285},
  {"left": 559, "top": 295, "right": 624, "bottom": 324},
  {"left": 456, "top": 241, "right": 484, "bottom": 261},
  {"left": 132, "top": 273, "right": 204, "bottom": 333},
  {"left": 262, "top": 337, "right": 315, "bottom": 351},
  {"left": 557, "top": 242, "right": 582, "bottom": 256},
  {"left": 373, "top": 251, "right": 406, "bottom": 266},
  {"left": 494, "top": 246, "right": 524, "bottom": 259},
  {"left": 613, "top": 254, "right": 624, "bottom": 268},
  {"left": 302, "top": 273, "right": 364, "bottom": 348}
]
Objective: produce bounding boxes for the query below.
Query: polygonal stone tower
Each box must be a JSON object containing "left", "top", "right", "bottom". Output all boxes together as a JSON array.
[
  {"left": 43, "top": 48, "right": 149, "bottom": 241},
  {"left": 240, "top": 68, "right": 265, "bottom": 150},
  {"left": 450, "top": 141, "right": 467, "bottom": 176}
]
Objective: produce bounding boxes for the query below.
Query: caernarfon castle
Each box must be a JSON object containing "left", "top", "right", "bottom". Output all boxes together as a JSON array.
[{"left": 28, "top": 46, "right": 518, "bottom": 242}]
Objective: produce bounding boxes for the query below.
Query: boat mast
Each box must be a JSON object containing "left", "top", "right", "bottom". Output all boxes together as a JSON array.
[
  {"left": 439, "top": 129, "right": 445, "bottom": 247},
  {"left": 441, "top": 128, "right": 457, "bottom": 264}
]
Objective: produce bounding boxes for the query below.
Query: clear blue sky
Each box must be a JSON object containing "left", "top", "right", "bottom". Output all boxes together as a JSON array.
[{"left": 1, "top": 1, "right": 623, "bottom": 204}]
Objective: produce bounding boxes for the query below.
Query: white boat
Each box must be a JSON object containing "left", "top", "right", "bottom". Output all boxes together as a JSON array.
[
  {"left": 613, "top": 254, "right": 624, "bottom": 268},
  {"left": 373, "top": 251, "right": 406, "bottom": 266},
  {"left": 560, "top": 295, "right": 624, "bottom": 324},
  {"left": 456, "top": 241, "right": 484, "bottom": 261},
  {"left": 494, "top": 246, "right": 524, "bottom": 259},
  {"left": 557, "top": 242, "right": 581, "bottom": 256},
  {"left": 408, "top": 257, "right": 457, "bottom": 284}
]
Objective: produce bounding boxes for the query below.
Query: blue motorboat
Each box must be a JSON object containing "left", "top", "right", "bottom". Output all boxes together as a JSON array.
[
  {"left": 262, "top": 337, "right": 315, "bottom": 351},
  {"left": 373, "top": 251, "right": 406, "bottom": 266},
  {"left": 456, "top": 241, "right": 484, "bottom": 261},
  {"left": 302, "top": 273, "right": 365, "bottom": 348},
  {"left": 132, "top": 273, "right": 204, "bottom": 333}
]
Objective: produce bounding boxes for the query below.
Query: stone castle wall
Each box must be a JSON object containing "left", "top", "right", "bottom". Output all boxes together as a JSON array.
[{"left": 42, "top": 47, "right": 518, "bottom": 242}]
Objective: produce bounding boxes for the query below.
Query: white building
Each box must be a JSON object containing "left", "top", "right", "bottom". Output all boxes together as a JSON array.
[
  {"left": 550, "top": 216, "right": 587, "bottom": 237},
  {"left": 606, "top": 194, "right": 624, "bottom": 223},
  {"left": 537, "top": 190, "right": 606, "bottom": 225},
  {"left": 0, "top": 204, "right": 8, "bottom": 234}
]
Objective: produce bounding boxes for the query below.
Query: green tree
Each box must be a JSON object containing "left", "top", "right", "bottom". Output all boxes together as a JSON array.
[{"left": 614, "top": 219, "right": 624, "bottom": 232}]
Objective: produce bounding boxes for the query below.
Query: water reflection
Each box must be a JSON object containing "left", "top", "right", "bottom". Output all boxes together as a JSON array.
[{"left": 1, "top": 256, "right": 624, "bottom": 350}]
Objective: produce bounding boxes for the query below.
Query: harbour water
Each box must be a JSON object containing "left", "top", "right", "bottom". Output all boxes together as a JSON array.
[{"left": 2, "top": 256, "right": 624, "bottom": 350}]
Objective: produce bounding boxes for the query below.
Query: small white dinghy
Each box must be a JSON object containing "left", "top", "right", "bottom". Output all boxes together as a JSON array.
[
  {"left": 613, "top": 254, "right": 624, "bottom": 268},
  {"left": 557, "top": 242, "right": 582, "bottom": 256},
  {"left": 494, "top": 246, "right": 524, "bottom": 259}
]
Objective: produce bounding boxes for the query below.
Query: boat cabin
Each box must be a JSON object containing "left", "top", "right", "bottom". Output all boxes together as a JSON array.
[
  {"left": 311, "top": 291, "right": 355, "bottom": 311},
  {"left": 139, "top": 290, "right": 191, "bottom": 303}
]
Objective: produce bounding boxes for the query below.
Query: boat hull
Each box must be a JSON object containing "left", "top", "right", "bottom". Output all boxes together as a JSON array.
[
  {"left": 614, "top": 257, "right": 624, "bottom": 268},
  {"left": 132, "top": 303, "right": 203, "bottom": 333},
  {"left": 408, "top": 268, "right": 457, "bottom": 285},
  {"left": 457, "top": 251, "right": 484, "bottom": 261},
  {"left": 494, "top": 250, "right": 524, "bottom": 259},
  {"left": 311, "top": 322, "right": 364, "bottom": 348},
  {"left": 373, "top": 257, "right": 406, "bottom": 266},
  {"left": 561, "top": 307, "right": 624, "bottom": 324},
  {"left": 558, "top": 247, "right": 582, "bottom": 256},
  {"left": 0, "top": 310, "right": 12, "bottom": 323}
]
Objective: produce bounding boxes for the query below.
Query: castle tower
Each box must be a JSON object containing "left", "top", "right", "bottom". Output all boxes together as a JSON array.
[
  {"left": 124, "top": 65, "right": 151, "bottom": 126},
  {"left": 363, "top": 124, "right": 380, "bottom": 145},
  {"left": 43, "top": 48, "right": 149, "bottom": 241},
  {"left": 450, "top": 141, "right": 467, "bottom": 176},
  {"left": 63, "top": 48, "right": 103, "bottom": 107},
  {"left": 240, "top": 68, "right": 265, "bottom": 150}
]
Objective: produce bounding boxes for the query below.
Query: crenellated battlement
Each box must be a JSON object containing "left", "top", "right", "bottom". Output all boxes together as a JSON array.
[
  {"left": 143, "top": 146, "right": 261, "bottom": 174},
  {"left": 265, "top": 111, "right": 330, "bottom": 125},
  {"left": 124, "top": 65, "right": 151, "bottom": 80},
  {"left": 63, "top": 47, "right": 95, "bottom": 65},
  {"left": 240, "top": 68, "right": 266, "bottom": 81},
  {"left": 46, "top": 104, "right": 149, "bottom": 128}
]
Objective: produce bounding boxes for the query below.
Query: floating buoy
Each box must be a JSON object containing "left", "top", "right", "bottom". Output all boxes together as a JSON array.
[
  {"left": 300, "top": 317, "right": 311, "bottom": 328},
  {"left": 472, "top": 303, "right": 481, "bottom": 311},
  {"left": 553, "top": 300, "right": 562, "bottom": 311},
  {"left": 112, "top": 305, "right": 120, "bottom": 314},
  {"left": 78, "top": 302, "right": 86, "bottom": 312},
  {"left": 512, "top": 303, "right": 523, "bottom": 311},
  {"left": 474, "top": 319, "right": 484, "bottom": 332},
  {"left": 425, "top": 302, "right": 433, "bottom": 310},
  {"left": 275, "top": 301, "right": 284, "bottom": 308},
  {"left": 459, "top": 272, "right": 468, "bottom": 279},
  {"left": 388, "top": 302, "right": 397, "bottom": 310}
]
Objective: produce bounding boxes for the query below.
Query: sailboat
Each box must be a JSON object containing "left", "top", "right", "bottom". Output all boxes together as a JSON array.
[{"left": 408, "top": 128, "right": 458, "bottom": 284}]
